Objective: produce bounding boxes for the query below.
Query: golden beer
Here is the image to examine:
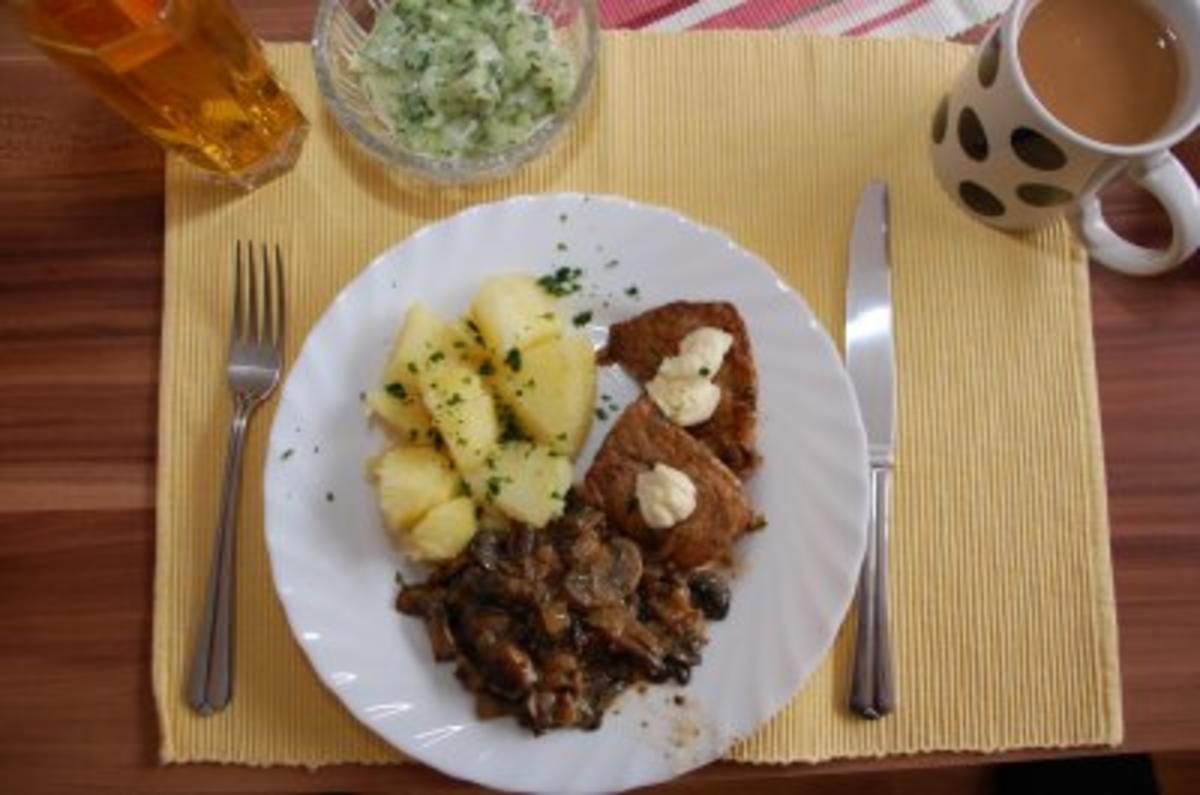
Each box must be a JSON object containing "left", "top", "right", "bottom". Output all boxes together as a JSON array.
[{"left": 20, "top": 0, "right": 308, "bottom": 188}]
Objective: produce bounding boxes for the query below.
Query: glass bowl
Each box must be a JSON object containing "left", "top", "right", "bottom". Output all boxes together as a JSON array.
[{"left": 312, "top": 0, "right": 599, "bottom": 185}]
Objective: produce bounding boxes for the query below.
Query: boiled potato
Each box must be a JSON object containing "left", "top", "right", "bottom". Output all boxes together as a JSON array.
[
  {"left": 381, "top": 302, "right": 447, "bottom": 388},
  {"left": 494, "top": 332, "right": 596, "bottom": 456},
  {"left": 466, "top": 441, "right": 571, "bottom": 528},
  {"left": 382, "top": 303, "right": 485, "bottom": 388},
  {"left": 449, "top": 316, "right": 491, "bottom": 368},
  {"left": 405, "top": 496, "right": 478, "bottom": 561},
  {"left": 373, "top": 446, "right": 459, "bottom": 533},
  {"left": 419, "top": 359, "right": 499, "bottom": 473},
  {"left": 470, "top": 274, "right": 561, "bottom": 357},
  {"left": 364, "top": 386, "right": 436, "bottom": 444}
]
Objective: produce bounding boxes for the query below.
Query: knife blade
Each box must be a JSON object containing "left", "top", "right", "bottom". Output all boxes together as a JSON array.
[
  {"left": 845, "top": 180, "right": 896, "bottom": 718},
  {"left": 846, "top": 181, "right": 894, "bottom": 459}
]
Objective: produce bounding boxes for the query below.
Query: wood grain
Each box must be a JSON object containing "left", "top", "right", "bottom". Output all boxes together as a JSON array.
[{"left": 1, "top": 4, "right": 1198, "bottom": 792}]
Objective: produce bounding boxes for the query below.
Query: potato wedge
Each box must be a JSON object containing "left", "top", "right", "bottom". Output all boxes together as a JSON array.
[
  {"left": 419, "top": 359, "right": 500, "bottom": 473},
  {"left": 470, "top": 274, "right": 561, "bottom": 357},
  {"left": 449, "top": 316, "right": 491, "bottom": 368},
  {"left": 466, "top": 441, "right": 571, "bottom": 528},
  {"left": 373, "top": 446, "right": 459, "bottom": 533},
  {"left": 381, "top": 302, "right": 447, "bottom": 389},
  {"left": 364, "top": 386, "right": 437, "bottom": 444},
  {"left": 405, "top": 496, "right": 478, "bottom": 561},
  {"left": 494, "top": 332, "right": 596, "bottom": 456}
]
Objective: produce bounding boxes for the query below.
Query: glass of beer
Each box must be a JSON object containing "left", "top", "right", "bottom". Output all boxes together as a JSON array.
[{"left": 18, "top": 0, "right": 309, "bottom": 190}]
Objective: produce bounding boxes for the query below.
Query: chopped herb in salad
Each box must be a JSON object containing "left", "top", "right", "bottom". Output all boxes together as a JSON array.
[{"left": 351, "top": 0, "right": 577, "bottom": 158}]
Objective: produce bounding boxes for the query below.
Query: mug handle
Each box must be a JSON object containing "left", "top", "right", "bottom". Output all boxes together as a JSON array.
[{"left": 1076, "top": 150, "right": 1200, "bottom": 277}]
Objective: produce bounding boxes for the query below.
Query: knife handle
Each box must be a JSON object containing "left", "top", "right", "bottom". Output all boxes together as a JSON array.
[{"left": 850, "top": 463, "right": 895, "bottom": 718}]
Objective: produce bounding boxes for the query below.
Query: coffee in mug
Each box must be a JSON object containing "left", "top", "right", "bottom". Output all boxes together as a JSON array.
[
  {"left": 930, "top": 0, "right": 1200, "bottom": 277},
  {"left": 1020, "top": 0, "right": 1181, "bottom": 146}
]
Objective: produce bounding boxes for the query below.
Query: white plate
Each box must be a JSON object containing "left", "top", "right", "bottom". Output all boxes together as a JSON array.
[{"left": 264, "top": 194, "right": 869, "bottom": 794}]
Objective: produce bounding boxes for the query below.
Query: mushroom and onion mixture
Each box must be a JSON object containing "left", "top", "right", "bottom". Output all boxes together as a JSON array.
[{"left": 396, "top": 502, "right": 731, "bottom": 733}]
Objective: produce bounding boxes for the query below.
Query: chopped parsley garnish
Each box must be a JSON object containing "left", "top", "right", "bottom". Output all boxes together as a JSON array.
[
  {"left": 428, "top": 350, "right": 445, "bottom": 363},
  {"left": 458, "top": 479, "right": 473, "bottom": 497},
  {"left": 447, "top": 393, "right": 463, "bottom": 406},
  {"left": 406, "top": 361, "right": 419, "bottom": 375},
  {"left": 750, "top": 514, "right": 768, "bottom": 532},
  {"left": 499, "top": 411, "right": 530, "bottom": 443},
  {"left": 385, "top": 382, "right": 408, "bottom": 400},
  {"left": 487, "top": 476, "right": 503, "bottom": 497},
  {"left": 699, "top": 366, "right": 711, "bottom": 377},
  {"left": 280, "top": 448, "right": 294, "bottom": 460},
  {"left": 604, "top": 259, "right": 620, "bottom": 269},
  {"left": 572, "top": 310, "right": 593, "bottom": 327},
  {"left": 595, "top": 407, "right": 609, "bottom": 421},
  {"left": 559, "top": 212, "right": 568, "bottom": 222},
  {"left": 504, "top": 347, "right": 523, "bottom": 372},
  {"left": 624, "top": 285, "right": 640, "bottom": 298},
  {"left": 325, "top": 491, "right": 335, "bottom": 502},
  {"left": 358, "top": 390, "right": 366, "bottom": 401},
  {"left": 394, "top": 570, "right": 407, "bottom": 586},
  {"left": 537, "top": 266, "right": 584, "bottom": 297},
  {"left": 556, "top": 241, "right": 568, "bottom": 252},
  {"left": 478, "top": 360, "right": 496, "bottom": 376}
]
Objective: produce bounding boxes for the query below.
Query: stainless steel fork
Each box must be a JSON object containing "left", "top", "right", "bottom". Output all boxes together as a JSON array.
[{"left": 187, "top": 242, "right": 285, "bottom": 715}]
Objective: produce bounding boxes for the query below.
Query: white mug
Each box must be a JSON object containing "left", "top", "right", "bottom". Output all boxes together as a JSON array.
[{"left": 931, "top": 0, "right": 1200, "bottom": 277}]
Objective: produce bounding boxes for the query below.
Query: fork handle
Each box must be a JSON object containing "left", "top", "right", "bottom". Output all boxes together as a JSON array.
[
  {"left": 187, "top": 398, "right": 251, "bottom": 715},
  {"left": 850, "top": 463, "right": 895, "bottom": 718}
]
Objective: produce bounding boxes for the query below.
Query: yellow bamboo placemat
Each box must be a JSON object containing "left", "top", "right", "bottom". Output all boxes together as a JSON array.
[{"left": 154, "top": 34, "right": 1122, "bottom": 766}]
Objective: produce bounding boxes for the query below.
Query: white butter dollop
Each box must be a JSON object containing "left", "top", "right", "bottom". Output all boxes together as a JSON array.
[
  {"left": 646, "top": 377, "right": 721, "bottom": 427},
  {"left": 646, "top": 326, "right": 734, "bottom": 427},
  {"left": 678, "top": 326, "right": 734, "bottom": 373},
  {"left": 635, "top": 463, "right": 698, "bottom": 529}
]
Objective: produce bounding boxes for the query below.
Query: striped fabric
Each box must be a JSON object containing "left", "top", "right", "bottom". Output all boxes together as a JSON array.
[{"left": 600, "top": 0, "right": 1009, "bottom": 37}]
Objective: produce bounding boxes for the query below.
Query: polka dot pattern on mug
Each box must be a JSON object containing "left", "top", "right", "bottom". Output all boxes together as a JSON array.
[
  {"left": 978, "top": 33, "right": 1001, "bottom": 88},
  {"left": 1017, "top": 183, "right": 1074, "bottom": 207},
  {"left": 1011, "top": 128, "right": 1068, "bottom": 171},
  {"left": 959, "top": 181, "right": 1006, "bottom": 217},
  {"left": 929, "top": 26, "right": 1086, "bottom": 227},
  {"left": 958, "top": 107, "right": 989, "bottom": 161},
  {"left": 932, "top": 96, "right": 949, "bottom": 144}
]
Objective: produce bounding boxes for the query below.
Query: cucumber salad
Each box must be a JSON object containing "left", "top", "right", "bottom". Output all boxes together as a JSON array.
[{"left": 351, "top": 0, "right": 577, "bottom": 159}]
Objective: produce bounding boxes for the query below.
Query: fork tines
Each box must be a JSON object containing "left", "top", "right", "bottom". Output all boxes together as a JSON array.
[{"left": 232, "top": 241, "right": 285, "bottom": 350}]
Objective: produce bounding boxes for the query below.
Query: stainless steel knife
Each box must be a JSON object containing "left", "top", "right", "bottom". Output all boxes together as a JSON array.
[{"left": 845, "top": 181, "right": 896, "bottom": 719}]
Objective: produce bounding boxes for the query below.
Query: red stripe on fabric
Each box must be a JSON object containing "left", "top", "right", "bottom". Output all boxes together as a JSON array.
[
  {"left": 845, "top": 0, "right": 932, "bottom": 35},
  {"left": 601, "top": 0, "right": 697, "bottom": 27},
  {"left": 625, "top": 0, "right": 700, "bottom": 28},
  {"left": 691, "top": 0, "right": 830, "bottom": 30}
]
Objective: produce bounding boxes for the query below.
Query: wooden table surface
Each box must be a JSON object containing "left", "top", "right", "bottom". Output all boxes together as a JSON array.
[{"left": 2, "top": 5, "right": 1198, "bottom": 792}]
